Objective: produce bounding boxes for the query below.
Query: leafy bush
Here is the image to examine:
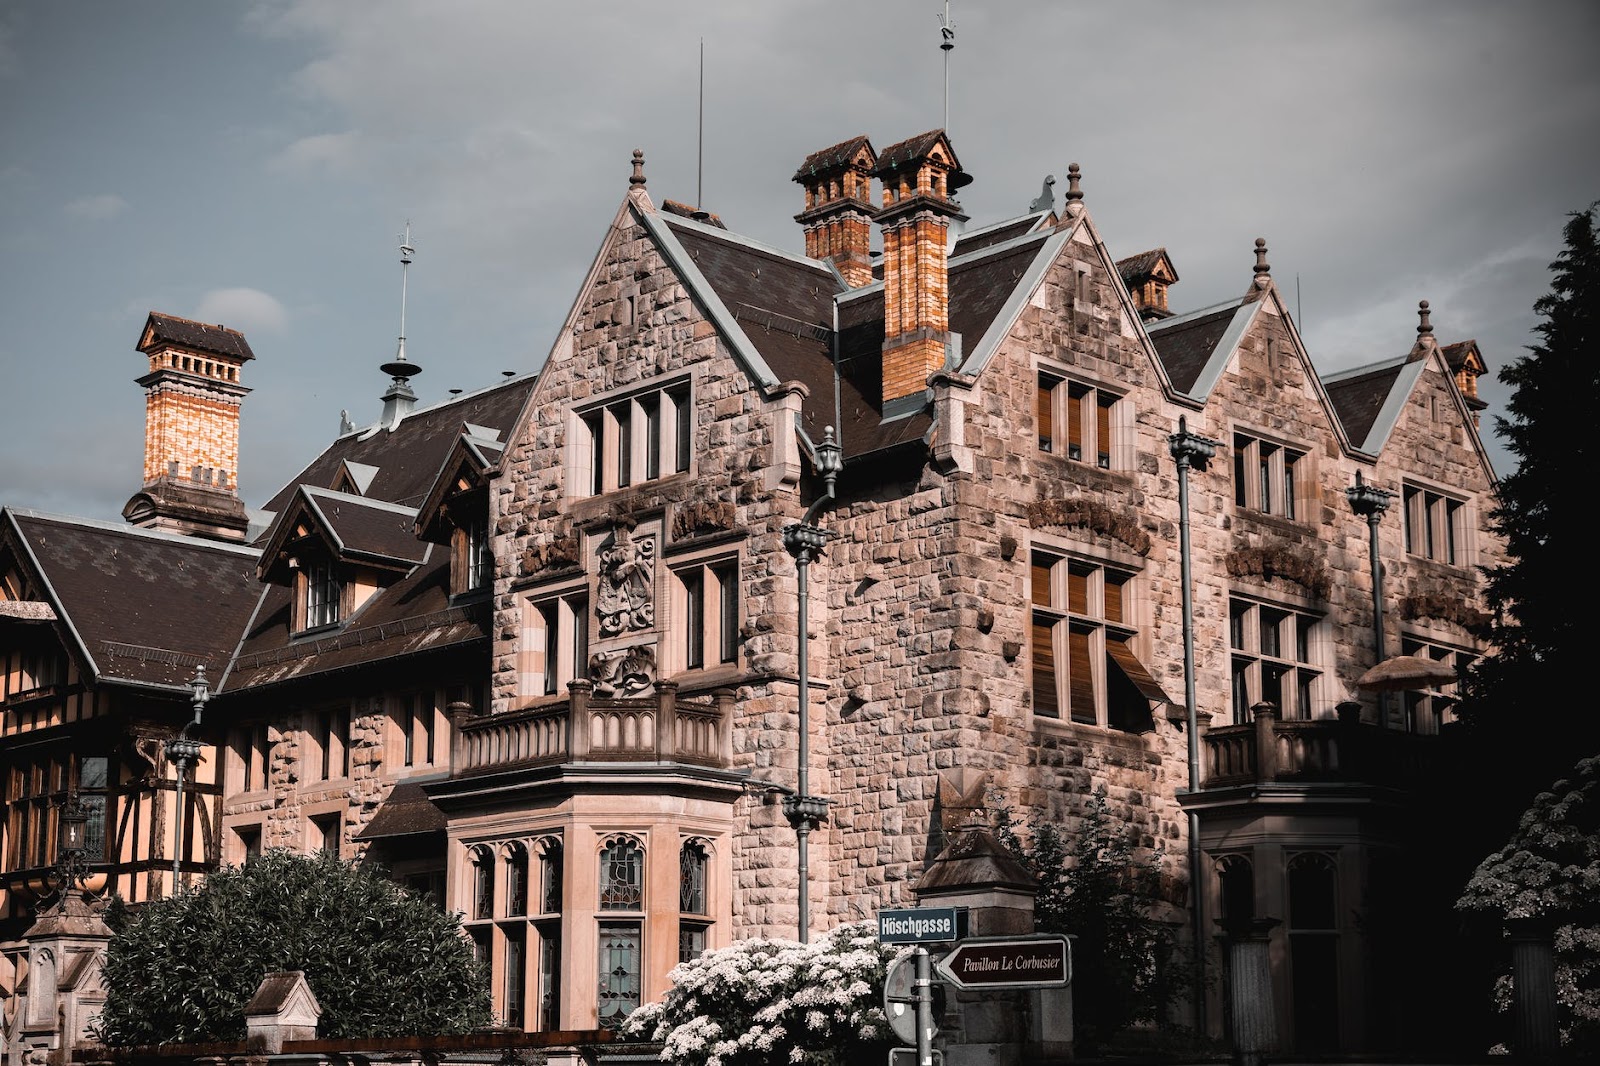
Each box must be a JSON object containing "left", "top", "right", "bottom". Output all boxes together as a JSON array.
[
  {"left": 1458, "top": 756, "right": 1600, "bottom": 1053},
  {"left": 94, "top": 848, "right": 491, "bottom": 1044},
  {"left": 621, "top": 919, "right": 898, "bottom": 1066},
  {"left": 993, "top": 788, "right": 1190, "bottom": 1051}
]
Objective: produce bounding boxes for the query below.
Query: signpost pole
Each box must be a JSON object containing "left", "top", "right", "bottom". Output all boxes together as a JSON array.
[{"left": 915, "top": 947, "right": 934, "bottom": 1066}]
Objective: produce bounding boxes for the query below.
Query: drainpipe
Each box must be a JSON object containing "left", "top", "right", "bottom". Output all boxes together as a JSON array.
[
  {"left": 782, "top": 426, "right": 843, "bottom": 943},
  {"left": 1169, "top": 415, "right": 1218, "bottom": 1034}
]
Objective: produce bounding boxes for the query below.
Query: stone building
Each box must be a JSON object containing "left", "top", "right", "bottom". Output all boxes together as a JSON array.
[{"left": 0, "top": 130, "right": 1502, "bottom": 1056}]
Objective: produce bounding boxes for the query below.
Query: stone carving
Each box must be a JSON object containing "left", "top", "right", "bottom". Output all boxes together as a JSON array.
[
  {"left": 1400, "top": 592, "right": 1490, "bottom": 631},
  {"left": 589, "top": 644, "right": 656, "bottom": 697},
  {"left": 672, "top": 499, "right": 737, "bottom": 539},
  {"left": 596, "top": 529, "right": 655, "bottom": 635},
  {"left": 1224, "top": 546, "right": 1331, "bottom": 598},
  {"left": 1028, "top": 497, "right": 1152, "bottom": 555},
  {"left": 521, "top": 532, "right": 580, "bottom": 577}
]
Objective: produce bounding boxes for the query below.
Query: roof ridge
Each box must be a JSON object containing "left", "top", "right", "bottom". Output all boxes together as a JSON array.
[{"left": 4, "top": 507, "right": 262, "bottom": 556}]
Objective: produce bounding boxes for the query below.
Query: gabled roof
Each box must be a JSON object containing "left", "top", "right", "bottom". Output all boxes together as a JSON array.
[
  {"left": 793, "top": 134, "right": 876, "bottom": 181},
  {"left": 1323, "top": 357, "right": 1427, "bottom": 456},
  {"left": 2, "top": 509, "right": 260, "bottom": 690},
  {"left": 139, "top": 312, "right": 255, "bottom": 362},
  {"left": 951, "top": 211, "right": 1053, "bottom": 257},
  {"left": 415, "top": 431, "right": 505, "bottom": 544},
  {"left": 1146, "top": 301, "right": 1257, "bottom": 397},
  {"left": 260, "top": 374, "right": 534, "bottom": 519},
  {"left": 1116, "top": 248, "right": 1178, "bottom": 285},
  {"left": 257, "top": 487, "right": 425, "bottom": 583}
]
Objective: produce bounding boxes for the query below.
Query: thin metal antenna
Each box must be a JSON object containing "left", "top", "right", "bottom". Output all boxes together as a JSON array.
[
  {"left": 1296, "top": 273, "right": 1303, "bottom": 330},
  {"left": 938, "top": 1, "right": 955, "bottom": 133},
  {"left": 396, "top": 222, "right": 414, "bottom": 364},
  {"left": 697, "top": 37, "right": 705, "bottom": 210}
]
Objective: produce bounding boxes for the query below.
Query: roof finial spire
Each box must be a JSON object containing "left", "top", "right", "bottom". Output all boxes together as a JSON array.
[
  {"left": 1416, "top": 299, "right": 1434, "bottom": 339},
  {"left": 630, "top": 149, "right": 647, "bottom": 187},
  {"left": 938, "top": 1, "right": 956, "bottom": 135},
  {"left": 1253, "top": 237, "right": 1271, "bottom": 289},
  {"left": 379, "top": 223, "right": 422, "bottom": 428},
  {"left": 1063, "top": 163, "right": 1083, "bottom": 217}
]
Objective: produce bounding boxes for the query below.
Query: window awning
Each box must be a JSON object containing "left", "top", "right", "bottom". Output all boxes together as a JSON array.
[{"left": 1108, "top": 640, "right": 1174, "bottom": 705}]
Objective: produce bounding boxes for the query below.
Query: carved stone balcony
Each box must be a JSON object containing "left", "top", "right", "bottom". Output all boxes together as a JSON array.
[
  {"left": 1199, "top": 702, "right": 1438, "bottom": 792},
  {"left": 451, "top": 680, "right": 734, "bottom": 778}
]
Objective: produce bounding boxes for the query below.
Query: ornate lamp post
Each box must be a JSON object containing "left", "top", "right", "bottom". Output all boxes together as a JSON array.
[
  {"left": 52, "top": 793, "right": 92, "bottom": 901},
  {"left": 166, "top": 665, "right": 209, "bottom": 890},
  {"left": 1168, "top": 415, "right": 1220, "bottom": 1033},
  {"left": 1346, "top": 472, "right": 1394, "bottom": 725},
  {"left": 781, "top": 427, "right": 843, "bottom": 943}
]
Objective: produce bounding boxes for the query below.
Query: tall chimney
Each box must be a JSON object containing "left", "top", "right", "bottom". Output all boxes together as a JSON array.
[
  {"left": 122, "top": 312, "right": 252, "bottom": 541},
  {"left": 793, "top": 135, "right": 878, "bottom": 288},
  {"left": 872, "top": 130, "right": 970, "bottom": 410}
]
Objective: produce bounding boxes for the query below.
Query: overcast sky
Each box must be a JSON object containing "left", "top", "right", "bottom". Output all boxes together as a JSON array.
[{"left": 2, "top": 1, "right": 1595, "bottom": 521}]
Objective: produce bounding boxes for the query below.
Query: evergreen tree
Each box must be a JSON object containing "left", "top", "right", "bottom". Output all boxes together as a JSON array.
[
  {"left": 1457, "top": 202, "right": 1600, "bottom": 817},
  {"left": 94, "top": 848, "right": 492, "bottom": 1044}
]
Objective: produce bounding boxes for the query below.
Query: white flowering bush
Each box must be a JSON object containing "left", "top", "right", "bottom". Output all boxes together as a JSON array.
[
  {"left": 1458, "top": 755, "right": 1600, "bottom": 1052},
  {"left": 622, "top": 920, "right": 900, "bottom": 1066}
]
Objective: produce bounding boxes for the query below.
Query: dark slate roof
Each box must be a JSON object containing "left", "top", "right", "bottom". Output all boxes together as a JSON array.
[
  {"left": 141, "top": 312, "right": 255, "bottom": 362},
  {"left": 1440, "top": 339, "right": 1483, "bottom": 373},
  {"left": 4, "top": 510, "right": 260, "bottom": 689},
  {"left": 875, "top": 129, "right": 954, "bottom": 175},
  {"left": 1147, "top": 304, "right": 1241, "bottom": 394},
  {"left": 793, "top": 135, "right": 874, "bottom": 180},
  {"left": 1116, "top": 248, "right": 1176, "bottom": 283},
  {"left": 1323, "top": 362, "right": 1405, "bottom": 450},
  {"left": 303, "top": 488, "right": 427, "bottom": 568},
  {"left": 660, "top": 199, "right": 727, "bottom": 229},
  {"left": 353, "top": 780, "right": 448, "bottom": 840},
  {"left": 952, "top": 215, "right": 1045, "bottom": 257},
  {"left": 260, "top": 376, "right": 533, "bottom": 520}
]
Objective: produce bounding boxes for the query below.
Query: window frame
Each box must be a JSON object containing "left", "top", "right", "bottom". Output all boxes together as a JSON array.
[
  {"left": 1229, "top": 595, "right": 1328, "bottom": 724},
  {"left": 1029, "top": 548, "right": 1158, "bottom": 732},
  {"left": 670, "top": 555, "right": 740, "bottom": 675},
  {"left": 1403, "top": 483, "right": 1467, "bottom": 566},
  {"left": 1036, "top": 369, "right": 1125, "bottom": 471},
  {"left": 522, "top": 586, "right": 590, "bottom": 700},
  {"left": 1232, "top": 431, "right": 1306, "bottom": 520},
  {"left": 572, "top": 378, "right": 693, "bottom": 499},
  {"left": 1399, "top": 633, "right": 1476, "bottom": 734}
]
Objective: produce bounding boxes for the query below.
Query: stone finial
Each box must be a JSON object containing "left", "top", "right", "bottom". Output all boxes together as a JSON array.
[
  {"left": 1417, "top": 299, "right": 1434, "bottom": 338},
  {"left": 630, "top": 149, "right": 647, "bottom": 187},
  {"left": 1063, "top": 163, "right": 1084, "bottom": 217},
  {"left": 1254, "top": 237, "right": 1270, "bottom": 276}
]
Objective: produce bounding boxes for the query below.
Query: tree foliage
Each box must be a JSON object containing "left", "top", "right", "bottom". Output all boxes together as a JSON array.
[
  {"left": 621, "top": 920, "right": 897, "bottom": 1066},
  {"left": 1458, "top": 755, "right": 1600, "bottom": 1052},
  {"left": 1457, "top": 202, "right": 1600, "bottom": 810},
  {"left": 993, "top": 789, "right": 1189, "bottom": 1052},
  {"left": 94, "top": 848, "right": 492, "bottom": 1044}
]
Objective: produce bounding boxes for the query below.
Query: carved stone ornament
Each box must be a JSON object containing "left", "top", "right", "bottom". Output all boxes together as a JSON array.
[
  {"left": 1224, "top": 545, "right": 1332, "bottom": 598},
  {"left": 1028, "top": 496, "right": 1152, "bottom": 556},
  {"left": 1400, "top": 591, "right": 1490, "bottom": 631},
  {"left": 521, "top": 532, "right": 580, "bottom": 577},
  {"left": 672, "top": 498, "right": 737, "bottom": 540},
  {"left": 596, "top": 527, "right": 655, "bottom": 636},
  {"left": 589, "top": 643, "right": 657, "bottom": 697}
]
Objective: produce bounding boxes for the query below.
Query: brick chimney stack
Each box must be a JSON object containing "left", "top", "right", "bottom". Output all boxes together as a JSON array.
[
  {"left": 793, "top": 135, "right": 879, "bottom": 288},
  {"left": 121, "top": 312, "right": 252, "bottom": 542},
  {"left": 872, "top": 130, "right": 970, "bottom": 409},
  {"left": 1116, "top": 249, "right": 1179, "bottom": 322}
]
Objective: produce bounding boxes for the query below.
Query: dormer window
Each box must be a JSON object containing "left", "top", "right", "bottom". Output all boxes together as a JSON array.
[{"left": 302, "top": 562, "right": 341, "bottom": 631}]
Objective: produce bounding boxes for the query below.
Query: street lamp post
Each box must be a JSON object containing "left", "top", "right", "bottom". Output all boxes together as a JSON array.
[
  {"left": 52, "top": 793, "right": 92, "bottom": 904},
  {"left": 1346, "top": 473, "right": 1394, "bottom": 725},
  {"left": 166, "top": 665, "right": 209, "bottom": 891},
  {"left": 781, "top": 426, "right": 843, "bottom": 944},
  {"left": 1168, "top": 414, "right": 1219, "bottom": 1034}
]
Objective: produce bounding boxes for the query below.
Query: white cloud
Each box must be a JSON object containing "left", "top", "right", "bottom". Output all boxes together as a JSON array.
[
  {"left": 271, "top": 131, "right": 361, "bottom": 175},
  {"left": 64, "top": 194, "right": 127, "bottom": 220},
  {"left": 193, "top": 288, "right": 289, "bottom": 335}
]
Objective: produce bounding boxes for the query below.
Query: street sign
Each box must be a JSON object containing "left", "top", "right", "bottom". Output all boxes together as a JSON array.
[
  {"left": 889, "top": 1050, "right": 943, "bottom": 1066},
  {"left": 934, "top": 935, "right": 1072, "bottom": 990},
  {"left": 883, "top": 954, "right": 940, "bottom": 1046},
  {"left": 877, "top": 906, "right": 966, "bottom": 944}
]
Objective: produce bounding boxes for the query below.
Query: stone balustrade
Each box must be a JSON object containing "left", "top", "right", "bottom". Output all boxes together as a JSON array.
[
  {"left": 451, "top": 680, "right": 734, "bottom": 777},
  {"left": 1201, "top": 701, "right": 1437, "bottom": 790}
]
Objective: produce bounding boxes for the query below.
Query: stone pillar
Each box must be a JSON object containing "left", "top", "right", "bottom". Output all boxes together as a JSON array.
[
  {"left": 1217, "top": 918, "right": 1280, "bottom": 1066},
  {"left": 244, "top": 970, "right": 322, "bottom": 1053},
  {"left": 1506, "top": 917, "right": 1559, "bottom": 1061},
  {"left": 1252, "top": 702, "right": 1279, "bottom": 786},
  {"left": 13, "top": 890, "right": 112, "bottom": 1065}
]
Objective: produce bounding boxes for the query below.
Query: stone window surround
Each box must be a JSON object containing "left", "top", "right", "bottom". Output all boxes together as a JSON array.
[
  {"left": 461, "top": 832, "right": 566, "bottom": 1034},
  {"left": 302, "top": 799, "right": 344, "bottom": 857},
  {"left": 518, "top": 578, "right": 590, "bottom": 702},
  {"left": 1028, "top": 538, "right": 1158, "bottom": 733},
  {"left": 1398, "top": 628, "right": 1477, "bottom": 735},
  {"left": 388, "top": 689, "right": 448, "bottom": 772},
  {"left": 221, "top": 812, "right": 264, "bottom": 867},
  {"left": 1034, "top": 359, "right": 1130, "bottom": 471},
  {"left": 1228, "top": 592, "right": 1331, "bottom": 724},
  {"left": 567, "top": 373, "right": 694, "bottom": 500},
  {"left": 665, "top": 547, "right": 740, "bottom": 678},
  {"left": 1230, "top": 427, "right": 1310, "bottom": 522},
  {"left": 225, "top": 721, "right": 271, "bottom": 799},
  {"left": 1402, "top": 480, "right": 1471, "bottom": 568}
]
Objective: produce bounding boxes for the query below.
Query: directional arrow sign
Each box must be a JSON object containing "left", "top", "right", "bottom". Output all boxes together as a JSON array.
[{"left": 934, "top": 935, "right": 1071, "bottom": 990}]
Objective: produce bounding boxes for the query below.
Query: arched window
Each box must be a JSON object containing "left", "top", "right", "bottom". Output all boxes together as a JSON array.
[
  {"left": 538, "top": 837, "right": 564, "bottom": 916},
  {"left": 471, "top": 847, "right": 494, "bottom": 920},
  {"left": 679, "top": 838, "right": 712, "bottom": 964},
  {"left": 506, "top": 843, "right": 529, "bottom": 918},
  {"left": 1217, "top": 853, "right": 1254, "bottom": 926},
  {"left": 1288, "top": 852, "right": 1340, "bottom": 1052},
  {"left": 599, "top": 836, "right": 644, "bottom": 911}
]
